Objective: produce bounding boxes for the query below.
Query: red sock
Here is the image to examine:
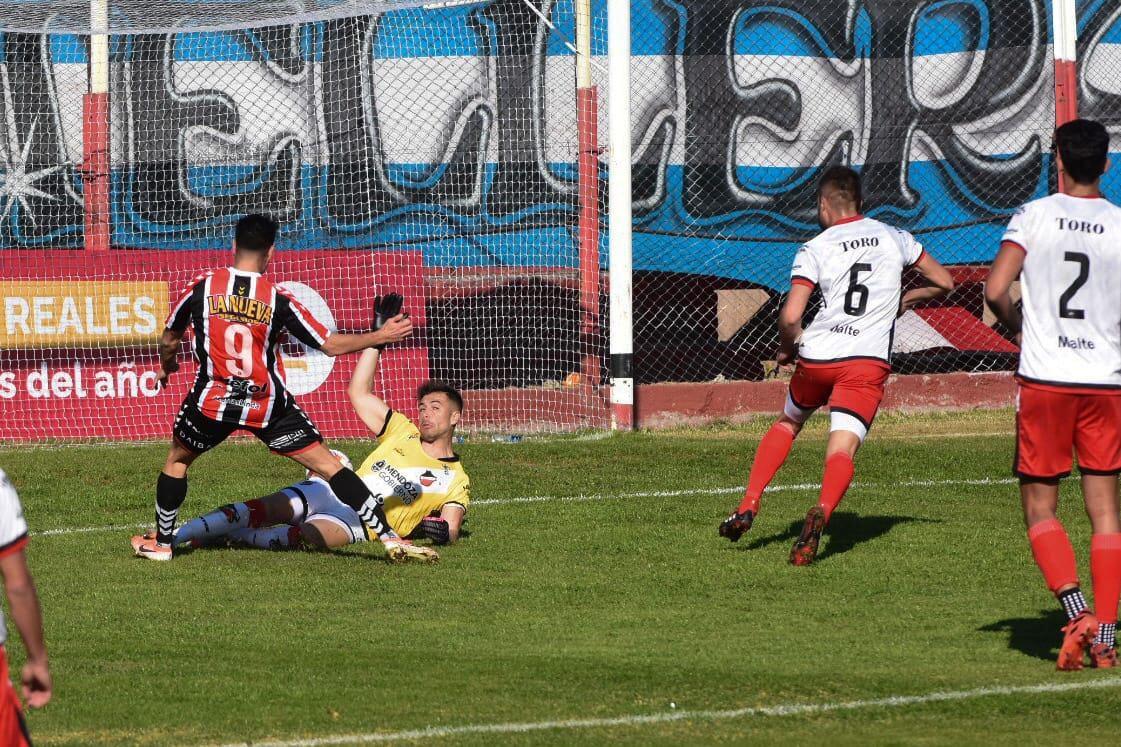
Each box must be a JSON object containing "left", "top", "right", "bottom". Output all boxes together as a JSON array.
[
  {"left": 246, "top": 499, "right": 269, "bottom": 528},
  {"left": 1091, "top": 533, "right": 1121, "bottom": 624},
  {"left": 737, "top": 424, "right": 796, "bottom": 514},
  {"left": 816, "top": 452, "right": 854, "bottom": 522},
  {"left": 1028, "top": 519, "right": 1080, "bottom": 594}
]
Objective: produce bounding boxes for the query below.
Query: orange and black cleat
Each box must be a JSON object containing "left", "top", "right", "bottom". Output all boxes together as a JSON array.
[
  {"left": 789, "top": 506, "right": 826, "bottom": 566},
  {"left": 131, "top": 534, "right": 173, "bottom": 561},
  {"left": 719, "top": 510, "right": 755, "bottom": 542},
  {"left": 1057, "top": 610, "right": 1099, "bottom": 671},
  {"left": 1090, "top": 641, "right": 1117, "bottom": 669}
]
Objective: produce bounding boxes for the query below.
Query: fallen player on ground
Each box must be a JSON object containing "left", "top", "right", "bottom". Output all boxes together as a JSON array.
[{"left": 173, "top": 340, "right": 470, "bottom": 562}]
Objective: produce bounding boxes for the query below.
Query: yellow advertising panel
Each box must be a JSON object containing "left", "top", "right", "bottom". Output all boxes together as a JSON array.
[{"left": 0, "top": 281, "right": 167, "bottom": 348}]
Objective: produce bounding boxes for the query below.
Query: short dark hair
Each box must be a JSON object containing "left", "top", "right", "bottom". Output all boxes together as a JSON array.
[
  {"left": 235, "top": 213, "right": 279, "bottom": 252},
  {"left": 818, "top": 165, "right": 862, "bottom": 210},
  {"left": 417, "top": 380, "right": 463, "bottom": 412},
  {"left": 1055, "top": 119, "right": 1110, "bottom": 185}
]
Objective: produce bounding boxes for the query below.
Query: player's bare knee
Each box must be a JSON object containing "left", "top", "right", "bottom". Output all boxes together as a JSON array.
[
  {"left": 825, "top": 428, "right": 861, "bottom": 458},
  {"left": 301, "top": 520, "right": 346, "bottom": 549},
  {"left": 1020, "top": 481, "right": 1060, "bottom": 526},
  {"left": 775, "top": 416, "right": 802, "bottom": 437},
  {"left": 289, "top": 443, "right": 342, "bottom": 479},
  {"left": 163, "top": 443, "right": 197, "bottom": 475}
]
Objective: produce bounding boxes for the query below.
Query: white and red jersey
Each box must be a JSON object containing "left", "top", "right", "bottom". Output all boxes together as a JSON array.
[
  {"left": 166, "top": 268, "right": 333, "bottom": 426},
  {"left": 791, "top": 215, "right": 925, "bottom": 366},
  {"left": 0, "top": 469, "right": 29, "bottom": 647},
  {"left": 1003, "top": 193, "right": 1121, "bottom": 391}
]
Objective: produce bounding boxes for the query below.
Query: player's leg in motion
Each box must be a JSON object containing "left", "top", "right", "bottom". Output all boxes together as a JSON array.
[
  {"left": 1082, "top": 474, "right": 1121, "bottom": 668},
  {"left": 174, "top": 490, "right": 304, "bottom": 550},
  {"left": 132, "top": 442, "right": 198, "bottom": 561},
  {"left": 789, "top": 428, "right": 859, "bottom": 567},
  {"left": 289, "top": 445, "right": 397, "bottom": 542},
  {"left": 719, "top": 416, "right": 802, "bottom": 541},
  {"left": 1022, "top": 479, "right": 1099, "bottom": 670},
  {"left": 787, "top": 363, "right": 883, "bottom": 566},
  {"left": 720, "top": 370, "right": 823, "bottom": 542}
]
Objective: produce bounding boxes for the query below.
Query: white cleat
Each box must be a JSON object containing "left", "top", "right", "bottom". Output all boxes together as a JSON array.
[{"left": 382, "top": 539, "right": 439, "bottom": 564}]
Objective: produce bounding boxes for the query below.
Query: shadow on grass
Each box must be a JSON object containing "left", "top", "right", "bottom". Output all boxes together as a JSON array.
[
  {"left": 733, "top": 512, "right": 938, "bottom": 562},
  {"left": 978, "top": 610, "right": 1065, "bottom": 662}
]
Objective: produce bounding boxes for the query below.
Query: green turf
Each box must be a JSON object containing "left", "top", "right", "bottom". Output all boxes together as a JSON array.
[{"left": 2, "top": 408, "right": 1120, "bottom": 745}]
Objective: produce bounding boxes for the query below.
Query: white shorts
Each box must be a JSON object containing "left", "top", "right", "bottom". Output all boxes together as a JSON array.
[{"left": 281, "top": 479, "right": 365, "bottom": 545}]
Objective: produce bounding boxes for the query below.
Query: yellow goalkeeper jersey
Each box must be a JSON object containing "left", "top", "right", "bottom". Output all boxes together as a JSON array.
[{"left": 355, "top": 410, "right": 471, "bottom": 537}]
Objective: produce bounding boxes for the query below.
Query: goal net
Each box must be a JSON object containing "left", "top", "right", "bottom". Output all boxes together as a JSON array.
[
  {"left": 0, "top": 0, "right": 610, "bottom": 440},
  {"left": 2, "top": 1, "right": 1120, "bottom": 441}
]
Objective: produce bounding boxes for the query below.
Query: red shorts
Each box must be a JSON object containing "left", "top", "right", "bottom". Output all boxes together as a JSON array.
[
  {"left": 787, "top": 360, "right": 890, "bottom": 434},
  {"left": 0, "top": 648, "right": 30, "bottom": 747},
  {"left": 1015, "top": 383, "right": 1121, "bottom": 479}
]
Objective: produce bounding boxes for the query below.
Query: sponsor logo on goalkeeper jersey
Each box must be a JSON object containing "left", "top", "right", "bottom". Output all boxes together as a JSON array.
[
  {"left": 371, "top": 459, "right": 420, "bottom": 504},
  {"left": 0, "top": 281, "right": 165, "bottom": 348},
  {"left": 207, "top": 294, "right": 273, "bottom": 325}
]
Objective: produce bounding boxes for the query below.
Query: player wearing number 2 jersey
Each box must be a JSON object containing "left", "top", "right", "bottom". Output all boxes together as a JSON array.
[
  {"left": 719, "top": 166, "right": 954, "bottom": 564},
  {"left": 133, "top": 214, "right": 420, "bottom": 563},
  {"left": 986, "top": 119, "right": 1121, "bottom": 670}
]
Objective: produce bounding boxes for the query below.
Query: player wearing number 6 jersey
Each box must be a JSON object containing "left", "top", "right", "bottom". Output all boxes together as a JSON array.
[
  {"left": 719, "top": 166, "right": 954, "bottom": 564},
  {"left": 986, "top": 119, "right": 1121, "bottom": 670},
  {"left": 133, "top": 214, "right": 417, "bottom": 562}
]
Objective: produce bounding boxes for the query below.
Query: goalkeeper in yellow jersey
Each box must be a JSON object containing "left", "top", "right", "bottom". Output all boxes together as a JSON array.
[{"left": 173, "top": 315, "right": 470, "bottom": 562}]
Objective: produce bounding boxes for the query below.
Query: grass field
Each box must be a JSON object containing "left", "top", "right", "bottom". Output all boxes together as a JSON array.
[{"left": 3, "top": 409, "right": 1121, "bottom": 745}]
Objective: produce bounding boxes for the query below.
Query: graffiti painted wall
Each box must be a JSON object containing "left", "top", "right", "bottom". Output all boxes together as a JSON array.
[{"left": 2, "top": 1, "right": 1121, "bottom": 415}]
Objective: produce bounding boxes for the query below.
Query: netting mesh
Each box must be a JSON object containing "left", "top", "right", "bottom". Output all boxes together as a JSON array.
[
  {"left": 1, "top": 1, "right": 1118, "bottom": 440},
  {"left": 0, "top": 0, "right": 608, "bottom": 439},
  {"left": 630, "top": 0, "right": 1052, "bottom": 384}
]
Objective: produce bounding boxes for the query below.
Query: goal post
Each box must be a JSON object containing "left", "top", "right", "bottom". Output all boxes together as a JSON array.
[
  {"left": 83, "top": 0, "right": 110, "bottom": 252},
  {"left": 606, "top": 0, "right": 633, "bottom": 431}
]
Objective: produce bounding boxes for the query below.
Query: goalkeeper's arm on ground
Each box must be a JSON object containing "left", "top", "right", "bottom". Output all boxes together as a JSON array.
[{"left": 408, "top": 504, "right": 466, "bottom": 545}]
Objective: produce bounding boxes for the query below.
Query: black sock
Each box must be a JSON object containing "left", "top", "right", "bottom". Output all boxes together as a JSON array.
[
  {"left": 1058, "top": 587, "right": 1089, "bottom": 621},
  {"left": 1097, "top": 622, "right": 1116, "bottom": 649},
  {"left": 329, "top": 468, "right": 396, "bottom": 540},
  {"left": 156, "top": 472, "right": 188, "bottom": 545}
]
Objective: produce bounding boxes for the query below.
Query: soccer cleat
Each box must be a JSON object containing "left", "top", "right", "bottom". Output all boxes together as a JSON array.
[
  {"left": 131, "top": 534, "right": 173, "bottom": 561},
  {"left": 789, "top": 506, "right": 826, "bottom": 566},
  {"left": 1057, "top": 610, "right": 1099, "bottom": 671},
  {"left": 719, "top": 510, "right": 755, "bottom": 542},
  {"left": 1090, "top": 642, "right": 1118, "bottom": 669},
  {"left": 382, "top": 538, "right": 439, "bottom": 564}
]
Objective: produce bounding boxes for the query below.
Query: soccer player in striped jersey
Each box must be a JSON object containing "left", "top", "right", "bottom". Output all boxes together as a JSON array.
[
  {"left": 175, "top": 368, "right": 470, "bottom": 559},
  {"left": 719, "top": 166, "right": 954, "bottom": 564},
  {"left": 985, "top": 118, "right": 1121, "bottom": 670},
  {"left": 0, "top": 468, "right": 51, "bottom": 746},
  {"left": 132, "top": 214, "right": 416, "bottom": 561}
]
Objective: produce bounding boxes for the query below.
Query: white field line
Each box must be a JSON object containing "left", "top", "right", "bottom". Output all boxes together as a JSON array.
[
  {"left": 205, "top": 677, "right": 1121, "bottom": 747},
  {"left": 31, "top": 476, "right": 1016, "bottom": 539}
]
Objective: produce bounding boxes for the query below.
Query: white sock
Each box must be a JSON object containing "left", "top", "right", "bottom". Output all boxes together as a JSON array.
[
  {"left": 173, "top": 503, "right": 251, "bottom": 548},
  {"left": 228, "top": 525, "right": 300, "bottom": 550}
]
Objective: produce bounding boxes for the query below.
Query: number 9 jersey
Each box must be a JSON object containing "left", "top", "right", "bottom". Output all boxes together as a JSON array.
[
  {"left": 166, "top": 267, "right": 333, "bottom": 427},
  {"left": 1002, "top": 193, "right": 1121, "bottom": 390},
  {"left": 791, "top": 215, "right": 925, "bottom": 366}
]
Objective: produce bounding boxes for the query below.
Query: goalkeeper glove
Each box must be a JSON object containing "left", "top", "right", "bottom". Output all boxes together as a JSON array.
[
  {"left": 373, "top": 292, "right": 405, "bottom": 350},
  {"left": 407, "top": 515, "right": 451, "bottom": 545}
]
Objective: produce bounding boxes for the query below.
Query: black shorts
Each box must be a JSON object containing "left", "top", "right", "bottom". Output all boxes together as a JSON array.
[{"left": 173, "top": 396, "right": 323, "bottom": 456}]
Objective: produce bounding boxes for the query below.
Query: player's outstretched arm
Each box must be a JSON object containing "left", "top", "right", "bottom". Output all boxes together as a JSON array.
[
  {"left": 984, "top": 242, "right": 1025, "bottom": 336},
  {"left": 157, "top": 328, "right": 184, "bottom": 388},
  {"left": 776, "top": 283, "right": 813, "bottom": 365},
  {"left": 348, "top": 348, "right": 391, "bottom": 435},
  {"left": 320, "top": 316, "right": 412, "bottom": 357},
  {"left": 901, "top": 252, "right": 956, "bottom": 313},
  {"left": 0, "top": 549, "right": 51, "bottom": 708}
]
